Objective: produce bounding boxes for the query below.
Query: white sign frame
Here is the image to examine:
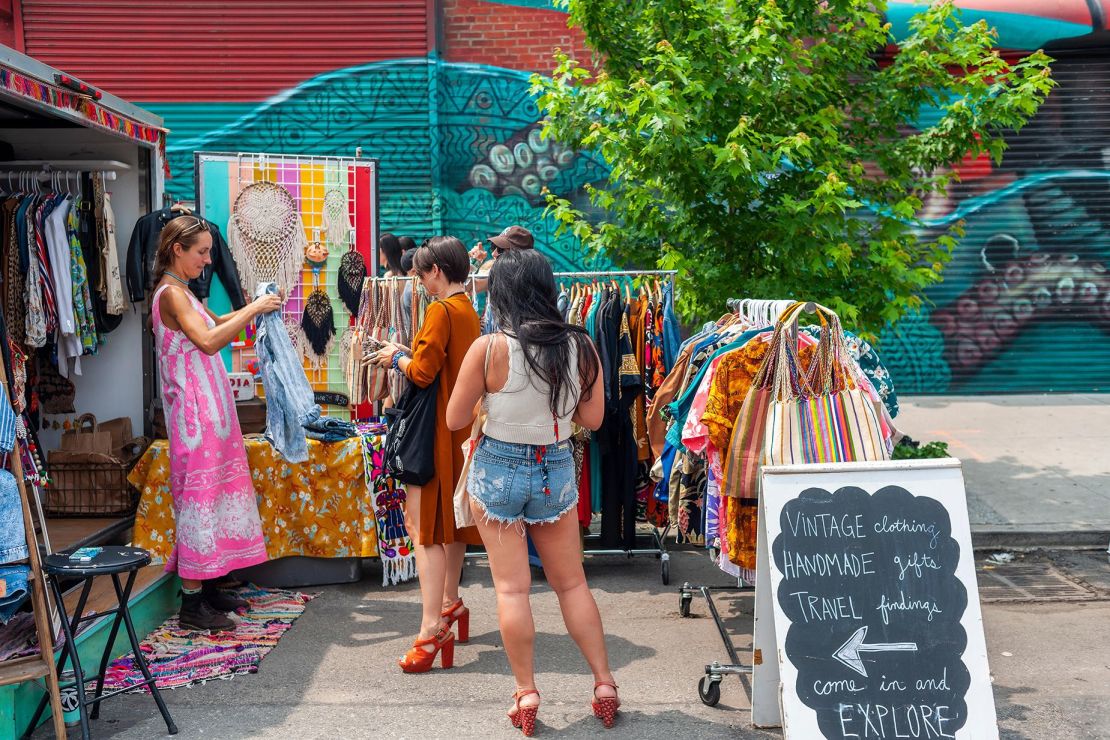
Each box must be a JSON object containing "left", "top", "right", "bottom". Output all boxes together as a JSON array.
[{"left": 751, "top": 459, "right": 998, "bottom": 739}]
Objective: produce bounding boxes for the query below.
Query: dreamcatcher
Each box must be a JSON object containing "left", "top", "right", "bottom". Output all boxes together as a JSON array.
[
  {"left": 227, "top": 179, "right": 307, "bottom": 295},
  {"left": 338, "top": 230, "right": 366, "bottom": 316},
  {"left": 300, "top": 239, "right": 335, "bottom": 368}
]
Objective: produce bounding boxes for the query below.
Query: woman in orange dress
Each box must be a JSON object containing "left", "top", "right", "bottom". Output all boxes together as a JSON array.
[{"left": 374, "top": 236, "right": 481, "bottom": 672}]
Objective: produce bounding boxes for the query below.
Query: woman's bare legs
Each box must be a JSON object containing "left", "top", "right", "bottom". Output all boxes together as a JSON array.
[
  {"left": 405, "top": 485, "right": 449, "bottom": 644},
  {"left": 470, "top": 500, "right": 540, "bottom": 715},
  {"left": 529, "top": 511, "right": 617, "bottom": 700},
  {"left": 442, "top": 542, "right": 467, "bottom": 614}
]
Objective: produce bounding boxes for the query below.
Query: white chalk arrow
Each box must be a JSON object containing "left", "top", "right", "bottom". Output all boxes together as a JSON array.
[{"left": 833, "top": 626, "right": 918, "bottom": 678}]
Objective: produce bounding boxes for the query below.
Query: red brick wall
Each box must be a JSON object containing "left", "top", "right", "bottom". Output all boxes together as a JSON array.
[{"left": 442, "top": 0, "right": 591, "bottom": 72}]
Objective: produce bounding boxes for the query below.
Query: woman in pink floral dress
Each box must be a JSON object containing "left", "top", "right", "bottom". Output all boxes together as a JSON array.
[{"left": 150, "top": 216, "right": 280, "bottom": 631}]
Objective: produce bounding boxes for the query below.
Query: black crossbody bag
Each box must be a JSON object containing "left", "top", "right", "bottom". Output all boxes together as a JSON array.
[{"left": 382, "top": 301, "right": 453, "bottom": 485}]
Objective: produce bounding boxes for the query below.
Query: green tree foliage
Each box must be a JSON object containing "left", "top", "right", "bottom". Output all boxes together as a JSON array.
[{"left": 532, "top": 0, "right": 1054, "bottom": 331}]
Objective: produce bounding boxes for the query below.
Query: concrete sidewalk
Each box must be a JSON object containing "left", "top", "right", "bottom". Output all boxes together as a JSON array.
[{"left": 897, "top": 394, "right": 1110, "bottom": 548}]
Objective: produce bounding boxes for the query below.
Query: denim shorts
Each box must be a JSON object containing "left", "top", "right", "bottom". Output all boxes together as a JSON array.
[{"left": 467, "top": 436, "right": 577, "bottom": 525}]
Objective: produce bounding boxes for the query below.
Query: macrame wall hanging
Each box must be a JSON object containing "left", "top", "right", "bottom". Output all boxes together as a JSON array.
[
  {"left": 227, "top": 179, "right": 307, "bottom": 295},
  {"left": 321, "top": 162, "right": 351, "bottom": 247},
  {"left": 300, "top": 239, "right": 335, "bottom": 368}
]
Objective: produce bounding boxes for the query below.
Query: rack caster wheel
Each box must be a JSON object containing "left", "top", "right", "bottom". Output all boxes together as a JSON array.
[
  {"left": 698, "top": 675, "right": 721, "bottom": 707},
  {"left": 660, "top": 553, "right": 670, "bottom": 585},
  {"left": 679, "top": 591, "right": 693, "bottom": 618}
]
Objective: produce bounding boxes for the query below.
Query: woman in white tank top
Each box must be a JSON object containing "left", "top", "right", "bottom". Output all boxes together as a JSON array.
[{"left": 447, "top": 250, "right": 621, "bottom": 735}]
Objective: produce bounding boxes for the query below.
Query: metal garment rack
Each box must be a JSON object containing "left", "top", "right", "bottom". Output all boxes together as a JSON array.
[
  {"left": 679, "top": 296, "right": 819, "bottom": 706},
  {"left": 466, "top": 268, "right": 677, "bottom": 584},
  {"left": 679, "top": 578, "right": 756, "bottom": 706}
]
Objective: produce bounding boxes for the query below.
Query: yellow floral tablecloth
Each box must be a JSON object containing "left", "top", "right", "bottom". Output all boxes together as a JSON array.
[{"left": 129, "top": 435, "right": 379, "bottom": 562}]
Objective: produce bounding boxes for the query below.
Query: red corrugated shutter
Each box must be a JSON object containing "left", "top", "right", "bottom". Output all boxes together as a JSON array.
[{"left": 20, "top": 0, "right": 429, "bottom": 102}]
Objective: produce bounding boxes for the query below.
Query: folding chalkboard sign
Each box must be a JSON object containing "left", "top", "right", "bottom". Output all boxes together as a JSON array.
[{"left": 751, "top": 459, "right": 999, "bottom": 739}]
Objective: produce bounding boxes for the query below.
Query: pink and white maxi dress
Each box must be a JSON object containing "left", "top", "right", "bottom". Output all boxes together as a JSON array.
[{"left": 152, "top": 284, "right": 268, "bottom": 580}]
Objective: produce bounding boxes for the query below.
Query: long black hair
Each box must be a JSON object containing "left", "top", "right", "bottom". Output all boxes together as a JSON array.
[
  {"left": 487, "top": 250, "right": 600, "bottom": 418},
  {"left": 379, "top": 232, "right": 405, "bottom": 275}
]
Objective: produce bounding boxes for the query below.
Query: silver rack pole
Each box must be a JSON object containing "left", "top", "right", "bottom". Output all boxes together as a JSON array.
[{"left": 552, "top": 269, "right": 678, "bottom": 278}]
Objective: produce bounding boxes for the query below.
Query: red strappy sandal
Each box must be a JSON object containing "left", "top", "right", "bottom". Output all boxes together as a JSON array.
[
  {"left": 509, "top": 688, "right": 540, "bottom": 736},
  {"left": 592, "top": 681, "right": 620, "bottom": 729},
  {"left": 441, "top": 598, "right": 470, "bottom": 643},
  {"left": 397, "top": 628, "right": 455, "bottom": 673}
]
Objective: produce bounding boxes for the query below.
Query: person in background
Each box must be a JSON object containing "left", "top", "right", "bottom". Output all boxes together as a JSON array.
[
  {"left": 150, "top": 217, "right": 280, "bottom": 631},
  {"left": 399, "top": 246, "right": 419, "bottom": 338},
  {"left": 372, "top": 237, "right": 482, "bottom": 673},
  {"left": 398, "top": 235, "right": 417, "bottom": 267},
  {"left": 470, "top": 226, "right": 535, "bottom": 332},
  {"left": 446, "top": 249, "right": 620, "bottom": 735},
  {"left": 379, "top": 232, "right": 406, "bottom": 277}
]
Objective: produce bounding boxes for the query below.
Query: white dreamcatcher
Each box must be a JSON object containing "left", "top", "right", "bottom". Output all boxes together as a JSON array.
[{"left": 227, "top": 178, "right": 308, "bottom": 296}]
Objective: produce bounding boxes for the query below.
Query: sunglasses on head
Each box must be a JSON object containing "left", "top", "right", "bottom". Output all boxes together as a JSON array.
[{"left": 177, "top": 216, "right": 208, "bottom": 237}]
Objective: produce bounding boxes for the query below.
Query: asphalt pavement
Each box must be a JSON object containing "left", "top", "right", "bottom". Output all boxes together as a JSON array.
[{"left": 84, "top": 546, "right": 1110, "bottom": 739}]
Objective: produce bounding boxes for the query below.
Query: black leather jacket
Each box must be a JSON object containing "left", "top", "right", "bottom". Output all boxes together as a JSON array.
[{"left": 125, "top": 208, "right": 246, "bottom": 309}]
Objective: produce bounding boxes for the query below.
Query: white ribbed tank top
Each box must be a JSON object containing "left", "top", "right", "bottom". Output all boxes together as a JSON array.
[{"left": 483, "top": 334, "right": 579, "bottom": 445}]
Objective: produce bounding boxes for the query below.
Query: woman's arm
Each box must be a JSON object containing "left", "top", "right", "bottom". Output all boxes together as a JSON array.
[
  {"left": 203, "top": 306, "right": 239, "bottom": 326},
  {"left": 374, "top": 302, "right": 449, "bottom": 387},
  {"left": 572, "top": 340, "right": 605, "bottom": 431},
  {"left": 446, "top": 335, "right": 492, "bottom": 431},
  {"left": 162, "top": 286, "right": 279, "bottom": 356}
]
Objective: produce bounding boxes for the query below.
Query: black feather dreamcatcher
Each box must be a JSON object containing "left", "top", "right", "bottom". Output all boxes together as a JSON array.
[
  {"left": 300, "top": 241, "right": 335, "bottom": 367},
  {"left": 338, "top": 244, "right": 366, "bottom": 316}
]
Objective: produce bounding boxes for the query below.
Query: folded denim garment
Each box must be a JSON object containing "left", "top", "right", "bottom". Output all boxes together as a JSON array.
[
  {"left": 304, "top": 429, "right": 353, "bottom": 443},
  {"left": 0, "top": 472, "right": 27, "bottom": 564},
  {"left": 0, "top": 565, "right": 29, "bottom": 624},
  {"left": 303, "top": 416, "right": 358, "bottom": 439}
]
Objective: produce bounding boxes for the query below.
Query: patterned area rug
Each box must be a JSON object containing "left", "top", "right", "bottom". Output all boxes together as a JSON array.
[{"left": 103, "top": 586, "right": 317, "bottom": 693}]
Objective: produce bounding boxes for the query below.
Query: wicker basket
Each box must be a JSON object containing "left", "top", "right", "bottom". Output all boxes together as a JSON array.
[{"left": 44, "top": 452, "right": 141, "bottom": 517}]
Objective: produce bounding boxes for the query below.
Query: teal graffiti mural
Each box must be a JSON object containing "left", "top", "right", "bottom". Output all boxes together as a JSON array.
[
  {"left": 880, "top": 53, "right": 1110, "bottom": 394},
  {"left": 149, "top": 59, "right": 610, "bottom": 275}
]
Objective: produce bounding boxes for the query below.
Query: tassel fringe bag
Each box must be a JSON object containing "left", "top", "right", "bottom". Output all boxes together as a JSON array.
[{"left": 300, "top": 241, "right": 335, "bottom": 368}]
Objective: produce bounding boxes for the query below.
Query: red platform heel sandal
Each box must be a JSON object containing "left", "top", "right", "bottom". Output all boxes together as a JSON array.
[
  {"left": 398, "top": 628, "right": 455, "bottom": 673},
  {"left": 509, "top": 688, "right": 540, "bottom": 736},
  {"left": 441, "top": 598, "right": 470, "bottom": 643},
  {"left": 592, "top": 681, "right": 620, "bottom": 728}
]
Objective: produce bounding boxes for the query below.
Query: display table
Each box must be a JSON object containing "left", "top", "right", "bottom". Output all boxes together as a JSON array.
[{"left": 129, "top": 435, "right": 380, "bottom": 562}]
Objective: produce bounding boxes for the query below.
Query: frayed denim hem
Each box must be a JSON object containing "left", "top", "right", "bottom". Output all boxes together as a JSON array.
[{"left": 468, "top": 491, "right": 578, "bottom": 534}]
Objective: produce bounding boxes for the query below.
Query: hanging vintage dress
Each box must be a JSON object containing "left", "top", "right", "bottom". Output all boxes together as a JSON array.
[{"left": 152, "top": 284, "right": 268, "bottom": 580}]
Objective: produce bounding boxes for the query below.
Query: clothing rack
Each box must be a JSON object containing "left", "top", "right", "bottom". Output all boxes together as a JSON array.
[
  {"left": 561, "top": 268, "right": 675, "bottom": 583},
  {"left": 681, "top": 295, "right": 819, "bottom": 707},
  {"left": 466, "top": 267, "right": 677, "bottom": 584},
  {"left": 0, "top": 160, "right": 129, "bottom": 181}
]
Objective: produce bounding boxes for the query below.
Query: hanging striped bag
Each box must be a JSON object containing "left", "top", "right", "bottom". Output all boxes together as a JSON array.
[{"left": 761, "top": 303, "right": 889, "bottom": 467}]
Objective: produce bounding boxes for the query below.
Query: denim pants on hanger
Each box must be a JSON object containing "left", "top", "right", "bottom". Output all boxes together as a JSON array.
[
  {"left": 0, "top": 471, "right": 27, "bottom": 565},
  {"left": 254, "top": 283, "right": 321, "bottom": 463}
]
